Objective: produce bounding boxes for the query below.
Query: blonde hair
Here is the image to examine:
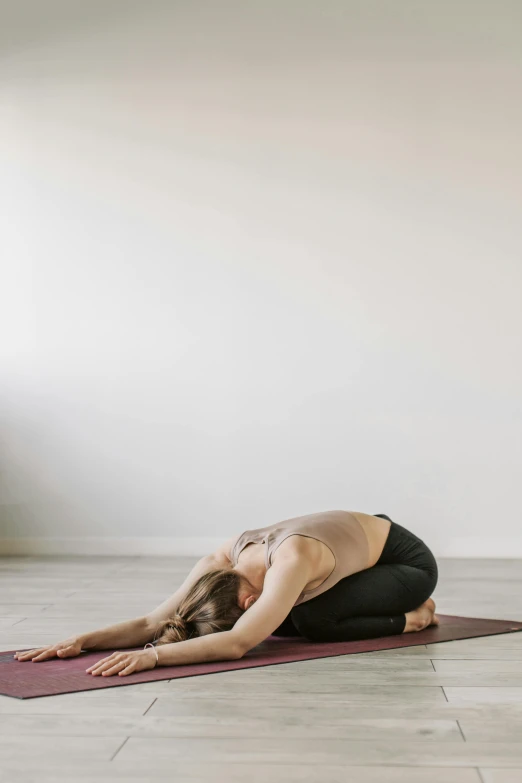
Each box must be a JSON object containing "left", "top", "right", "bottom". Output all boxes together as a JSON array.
[{"left": 153, "top": 568, "right": 245, "bottom": 645}]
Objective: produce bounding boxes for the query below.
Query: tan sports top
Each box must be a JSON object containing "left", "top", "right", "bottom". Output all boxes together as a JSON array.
[{"left": 229, "top": 510, "right": 370, "bottom": 606}]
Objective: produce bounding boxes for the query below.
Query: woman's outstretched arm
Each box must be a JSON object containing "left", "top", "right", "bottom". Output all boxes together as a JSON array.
[
  {"left": 14, "top": 615, "right": 157, "bottom": 662},
  {"left": 84, "top": 628, "right": 243, "bottom": 677},
  {"left": 14, "top": 553, "right": 225, "bottom": 663},
  {"left": 86, "top": 553, "right": 311, "bottom": 676}
]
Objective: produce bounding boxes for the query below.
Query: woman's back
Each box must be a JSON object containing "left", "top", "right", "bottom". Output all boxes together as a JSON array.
[
  {"left": 350, "top": 511, "right": 392, "bottom": 567},
  {"left": 230, "top": 510, "right": 392, "bottom": 606}
]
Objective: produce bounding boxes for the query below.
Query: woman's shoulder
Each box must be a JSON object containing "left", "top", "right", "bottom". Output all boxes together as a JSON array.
[{"left": 211, "top": 533, "right": 243, "bottom": 565}]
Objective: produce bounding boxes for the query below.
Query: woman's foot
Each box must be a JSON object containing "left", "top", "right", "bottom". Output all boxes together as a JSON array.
[{"left": 403, "top": 597, "right": 439, "bottom": 633}]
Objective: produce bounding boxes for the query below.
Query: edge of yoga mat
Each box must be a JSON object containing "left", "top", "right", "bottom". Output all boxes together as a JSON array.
[{"left": 1, "top": 613, "right": 522, "bottom": 699}]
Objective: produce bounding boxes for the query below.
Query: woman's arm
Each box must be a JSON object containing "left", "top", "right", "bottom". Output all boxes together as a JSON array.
[
  {"left": 227, "top": 553, "right": 312, "bottom": 654},
  {"left": 16, "top": 552, "right": 229, "bottom": 663},
  {"left": 86, "top": 551, "right": 311, "bottom": 676},
  {"left": 14, "top": 615, "right": 157, "bottom": 662},
  {"left": 87, "top": 629, "right": 242, "bottom": 676},
  {"left": 80, "top": 616, "right": 154, "bottom": 650}
]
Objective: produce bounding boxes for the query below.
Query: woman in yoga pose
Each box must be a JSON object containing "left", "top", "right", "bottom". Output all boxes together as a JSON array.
[{"left": 14, "top": 511, "right": 439, "bottom": 677}]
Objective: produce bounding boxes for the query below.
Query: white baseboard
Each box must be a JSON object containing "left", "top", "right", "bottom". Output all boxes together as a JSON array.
[
  {"left": 0, "top": 537, "right": 225, "bottom": 557},
  {"left": 1, "top": 536, "right": 522, "bottom": 558}
]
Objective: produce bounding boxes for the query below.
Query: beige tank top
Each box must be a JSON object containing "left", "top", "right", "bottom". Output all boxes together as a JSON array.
[{"left": 229, "top": 510, "right": 370, "bottom": 606}]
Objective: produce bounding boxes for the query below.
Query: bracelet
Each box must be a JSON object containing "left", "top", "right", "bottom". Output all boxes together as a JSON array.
[{"left": 143, "top": 642, "right": 159, "bottom": 667}]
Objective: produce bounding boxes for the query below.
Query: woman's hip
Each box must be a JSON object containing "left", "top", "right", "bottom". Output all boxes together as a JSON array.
[{"left": 374, "top": 513, "right": 438, "bottom": 583}]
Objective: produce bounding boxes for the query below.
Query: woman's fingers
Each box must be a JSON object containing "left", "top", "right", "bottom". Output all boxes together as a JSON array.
[
  {"left": 14, "top": 649, "right": 40, "bottom": 660},
  {"left": 15, "top": 647, "right": 51, "bottom": 661},
  {"left": 118, "top": 664, "right": 136, "bottom": 676},
  {"left": 15, "top": 639, "right": 81, "bottom": 662},
  {"left": 56, "top": 645, "right": 78, "bottom": 658},
  {"left": 85, "top": 653, "right": 116, "bottom": 673},
  {"left": 87, "top": 653, "right": 127, "bottom": 676},
  {"left": 31, "top": 647, "right": 69, "bottom": 662},
  {"left": 98, "top": 660, "right": 127, "bottom": 676}
]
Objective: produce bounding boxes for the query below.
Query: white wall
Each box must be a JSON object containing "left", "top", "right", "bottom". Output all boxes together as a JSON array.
[{"left": 1, "top": 1, "right": 521, "bottom": 556}]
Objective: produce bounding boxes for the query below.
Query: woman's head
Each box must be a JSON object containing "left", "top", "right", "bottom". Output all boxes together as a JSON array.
[{"left": 154, "top": 568, "right": 255, "bottom": 645}]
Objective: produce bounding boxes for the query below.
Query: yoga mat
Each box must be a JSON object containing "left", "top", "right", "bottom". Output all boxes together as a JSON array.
[{"left": 2, "top": 614, "right": 521, "bottom": 699}]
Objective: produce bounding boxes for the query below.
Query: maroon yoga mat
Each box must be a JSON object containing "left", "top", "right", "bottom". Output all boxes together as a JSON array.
[{"left": 2, "top": 614, "right": 522, "bottom": 699}]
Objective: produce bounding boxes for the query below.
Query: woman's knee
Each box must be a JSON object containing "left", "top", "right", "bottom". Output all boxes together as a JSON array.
[
  {"left": 421, "top": 550, "right": 439, "bottom": 596},
  {"left": 421, "top": 545, "right": 439, "bottom": 592},
  {"left": 415, "top": 566, "right": 438, "bottom": 606},
  {"left": 429, "top": 558, "right": 439, "bottom": 592}
]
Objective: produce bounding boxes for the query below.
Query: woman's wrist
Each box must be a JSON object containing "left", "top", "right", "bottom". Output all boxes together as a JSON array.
[
  {"left": 77, "top": 633, "right": 94, "bottom": 650},
  {"left": 79, "top": 630, "right": 111, "bottom": 651},
  {"left": 144, "top": 643, "right": 159, "bottom": 667}
]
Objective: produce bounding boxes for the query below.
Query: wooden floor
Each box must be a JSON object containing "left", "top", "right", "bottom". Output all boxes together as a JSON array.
[{"left": 1, "top": 556, "right": 522, "bottom": 783}]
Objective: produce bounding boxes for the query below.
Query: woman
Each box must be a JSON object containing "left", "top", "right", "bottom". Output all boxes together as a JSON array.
[{"left": 14, "top": 510, "right": 439, "bottom": 677}]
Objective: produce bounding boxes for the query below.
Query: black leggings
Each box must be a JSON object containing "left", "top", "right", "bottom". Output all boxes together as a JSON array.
[{"left": 272, "top": 514, "right": 438, "bottom": 642}]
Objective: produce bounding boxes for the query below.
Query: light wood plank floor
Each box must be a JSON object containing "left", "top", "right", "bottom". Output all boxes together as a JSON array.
[{"left": 1, "top": 555, "right": 522, "bottom": 783}]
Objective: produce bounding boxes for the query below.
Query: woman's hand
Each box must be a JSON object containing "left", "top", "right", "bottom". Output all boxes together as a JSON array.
[
  {"left": 86, "top": 648, "right": 157, "bottom": 677},
  {"left": 14, "top": 636, "right": 84, "bottom": 662}
]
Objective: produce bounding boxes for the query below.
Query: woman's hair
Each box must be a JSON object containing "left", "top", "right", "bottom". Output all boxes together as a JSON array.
[{"left": 153, "top": 568, "right": 246, "bottom": 645}]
